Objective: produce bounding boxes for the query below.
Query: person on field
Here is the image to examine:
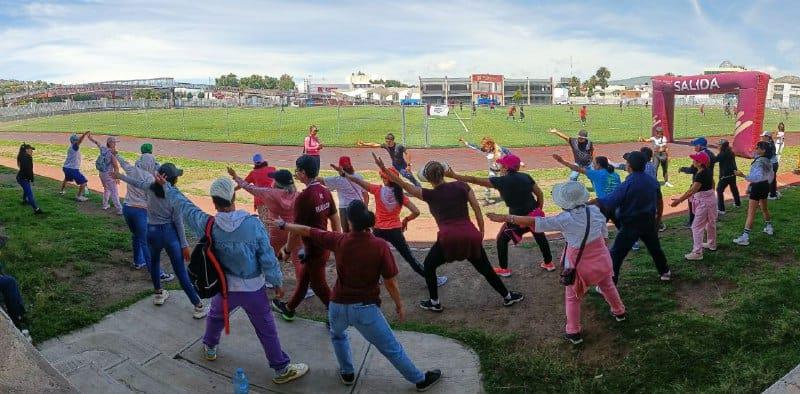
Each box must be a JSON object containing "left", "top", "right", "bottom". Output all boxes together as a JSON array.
[
  {"left": 670, "top": 152, "right": 717, "bottom": 261},
  {"left": 357, "top": 133, "right": 421, "bottom": 186},
  {"left": 506, "top": 105, "right": 516, "bottom": 120},
  {"left": 446, "top": 154, "right": 554, "bottom": 276},
  {"left": 548, "top": 128, "right": 594, "bottom": 181},
  {"left": 88, "top": 135, "right": 123, "bottom": 214},
  {"left": 716, "top": 139, "right": 741, "bottom": 214},
  {"left": 487, "top": 181, "right": 626, "bottom": 345},
  {"left": 115, "top": 149, "right": 174, "bottom": 281},
  {"left": 114, "top": 162, "right": 207, "bottom": 318},
  {"left": 680, "top": 137, "right": 716, "bottom": 226},
  {"left": 733, "top": 141, "right": 775, "bottom": 246},
  {"left": 519, "top": 106, "right": 525, "bottom": 122},
  {"left": 271, "top": 200, "right": 443, "bottom": 390},
  {"left": 760, "top": 131, "right": 781, "bottom": 200},
  {"left": 639, "top": 127, "right": 672, "bottom": 186},
  {"left": 158, "top": 175, "right": 310, "bottom": 385},
  {"left": 373, "top": 154, "right": 524, "bottom": 313},
  {"left": 271, "top": 155, "right": 341, "bottom": 321},
  {"left": 16, "top": 143, "right": 43, "bottom": 215},
  {"left": 457, "top": 136, "right": 511, "bottom": 202},
  {"left": 552, "top": 154, "right": 620, "bottom": 199},
  {"left": 579, "top": 105, "right": 587, "bottom": 125},
  {"left": 303, "top": 125, "right": 323, "bottom": 171},
  {"left": 329, "top": 163, "right": 449, "bottom": 287},
  {"left": 60, "top": 131, "right": 91, "bottom": 201},
  {"left": 590, "top": 151, "right": 671, "bottom": 283},
  {"left": 321, "top": 156, "right": 368, "bottom": 233},
  {"left": 239, "top": 153, "right": 276, "bottom": 222}
]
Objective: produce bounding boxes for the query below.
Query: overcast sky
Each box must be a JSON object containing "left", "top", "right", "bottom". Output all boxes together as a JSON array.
[{"left": 0, "top": 0, "right": 797, "bottom": 84}]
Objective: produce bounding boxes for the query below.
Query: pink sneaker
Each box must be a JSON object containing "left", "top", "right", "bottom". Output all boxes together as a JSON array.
[
  {"left": 493, "top": 267, "right": 512, "bottom": 277},
  {"left": 539, "top": 262, "right": 556, "bottom": 272}
]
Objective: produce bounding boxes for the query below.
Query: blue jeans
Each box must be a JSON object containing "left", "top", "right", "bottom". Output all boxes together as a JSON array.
[
  {"left": 328, "top": 302, "right": 424, "bottom": 383},
  {"left": 147, "top": 223, "right": 200, "bottom": 305},
  {"left": 17, "top": 179, "right": 39, "bottom": 211},
  {"left": 397, "top": 167, "right": 421, "bottom": 187},
  {"left": 123, "top": 205, "right": 151, "bottom": 268},
  {"left": 0, "top": 275, "right": 26, "bottom": 328}
]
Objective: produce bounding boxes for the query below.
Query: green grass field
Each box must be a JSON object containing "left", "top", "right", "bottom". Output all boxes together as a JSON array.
[{"left": 2, "top": 105, "right": 797, "bottom": 148}]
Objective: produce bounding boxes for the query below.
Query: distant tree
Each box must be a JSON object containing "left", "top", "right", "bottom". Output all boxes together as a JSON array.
[
  {"left": 240, "top": 74, "right": 266, "bottom": 89},
  {"left": 215, "top": 73, "right": 239, "bottom": 87},
  {"left": 595, "top": 67, "right": 611, "bottom": 89},
  {"left": 133, "top": 89, "right": 163, "bottom": 99},
  {"left": 72, "top": 93, "right": 93, "bottom": 101},
  {"left": 370, "top": 79, "right": 409, "bottom": 88},
  {"left": 264, "top": 76, "right": 279, "bottom": 89},
  {"left": 187, "top": 92, "right": 193, "bottom": 100},
  {"left": 583, "top": 75, "right": 598, "bottom": 96},
  {"left": 511, "top": 90, "right": 523, "bottom": 104},
  {"left": 277, "top": 74, "right": 296, "bottom": 90},
  {"left": 568, "top": 76, "right": 581, "bottom": 96},
  {"left": 197, "top": 91, "right": 205, "bottom": 99},
  {"left": 665, "top": 72, "right": 675, "bottom": 76}
]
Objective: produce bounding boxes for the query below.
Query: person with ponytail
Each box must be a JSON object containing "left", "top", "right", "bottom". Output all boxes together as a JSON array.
[
  {"left": 270, "top": 200, "right": 442, "bottom": 391},
  {"left": 321, "top": 156, "right": 368, "bottom": 233},
  {"left": 328, "top": 163, "right": 448, "bottom": 287},
  {"left": 16, "top": 143, "right": 43, "bottom": 215},
  {"left": 371, "top": 153, "right": 523, "bottom": 313},
  {"left": 114, "top": 162, "right": 206, "bottom": 318},
  {"left": 552, "top": 154, "right": 620, "bottom": 198}
]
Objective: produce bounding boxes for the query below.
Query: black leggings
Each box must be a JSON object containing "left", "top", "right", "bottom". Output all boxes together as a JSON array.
[
  {"left": 496, "top": 223, "right": 552, "bottom": 268},
  {"left": 717, "top": 175, "right": 741, "bottom": 211},
  {"left": 654, "top": 153, "right": 668, "bottom": 182},
  {"left": 372, "top": 228, "right": 425, "bottom": 277},
  {"left": 770, "top": 163, "right": 779, "bottom": 197},
  {"left": 423, "top": 243, "right": 508, "bottom": 300}
]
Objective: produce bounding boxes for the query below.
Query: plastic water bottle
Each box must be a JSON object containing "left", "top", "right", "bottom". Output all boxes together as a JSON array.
[{"left": 233, "top": 368, "right": 249, "bottom": 394}]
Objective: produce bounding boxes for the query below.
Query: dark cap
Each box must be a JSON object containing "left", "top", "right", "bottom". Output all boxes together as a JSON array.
[
  {"left": 295, "top": 155, "right": 319, "bottom": 177},
  {"left": 577, "top": 130, "right": 588, "bottom": 138},
  {"left": 268, "top": 169, "right": 293, "bottom": 186},
  {"left": 21, "top": 143, "right": 35, "bottom": 150},
  {"left": 623, "top": 151, "right": 647, "bottom": 171},
  {"left": 158, "top": 162, "right": 184, "bottom": 178}
]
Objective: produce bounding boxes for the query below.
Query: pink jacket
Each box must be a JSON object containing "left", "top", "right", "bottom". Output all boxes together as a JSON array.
[
  {"left": 234, "top": 178, "right": 297, "bottom": 222},
  {"left": 304, "top": 135, "right": 321, "bottom": 156}
]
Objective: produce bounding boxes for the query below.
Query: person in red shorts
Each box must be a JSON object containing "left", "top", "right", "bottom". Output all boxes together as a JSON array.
[
  {"left": 272, "top": 155, "right": 341, "bottom": 321},
  {"left": 239, "top": 153, "right": 276, "bottom": 221},
  {"left": 372, "top": 153, "right": 523, "bottom": 312}
]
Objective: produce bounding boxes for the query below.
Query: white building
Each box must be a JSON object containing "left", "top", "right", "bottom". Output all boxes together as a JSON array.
[{"left": 767, "top": 75, "right": 800, "bottom": 108}]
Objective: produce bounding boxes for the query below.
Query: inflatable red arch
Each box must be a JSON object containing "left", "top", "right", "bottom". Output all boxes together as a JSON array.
[{"left": 651, "top": 71, "right": 770, "bottom": 156}]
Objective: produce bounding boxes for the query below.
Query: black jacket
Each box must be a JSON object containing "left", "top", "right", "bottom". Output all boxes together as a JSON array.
[
  {"left": 716, "top": 149, "right": 737, "bottom": 178},
  {"left": 17, "top": 154, "right": 34, "bottom": 182}
]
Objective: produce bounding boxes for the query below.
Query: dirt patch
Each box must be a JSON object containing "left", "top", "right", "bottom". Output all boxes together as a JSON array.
[{"left": 674, "top": 280, "right": 736, "bottom": 317}]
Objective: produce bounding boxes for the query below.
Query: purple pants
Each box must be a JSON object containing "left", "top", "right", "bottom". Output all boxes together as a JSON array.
[{"left": 202, "top": 289, "right": 291, "bottom": 372}]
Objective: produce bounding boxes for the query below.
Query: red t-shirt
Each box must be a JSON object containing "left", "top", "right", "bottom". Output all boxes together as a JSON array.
[
  {"left": 244, "top": 166, "right": 276, "bottom": 207},
  {"left": 579, "top": 108, "right": 587, "bottom": 118},
  {"left": 310, "top": 229, "right": 398, "bottom": 305},
  {"left": 294, "top": 182, "right": 336, "bottom": 260},
  {"left": 421, "top": 181, "right": 472, "bottom": 226},
  {"left": 369, "top": 184, "right": 409, "bottom": 230}
]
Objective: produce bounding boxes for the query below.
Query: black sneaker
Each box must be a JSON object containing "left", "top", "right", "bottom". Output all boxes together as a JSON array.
[
  {"left": 565, "top": 333, "right": 583, "bottom": 345},
  {"left": 612, "top": 312, "right": 627, "bottom": 322},
  {"left": 340, "top": 372, "right": 355, "bottom": 386},
  {"left": 419, "top": 300, "right": 443, "bottom": 312},
  {"left": 503, "top": 291, "right": 524, "bottom": 307},
  {"left": 271, "top": 299, "right": 295, "bottom": 321},
  {"left": 416, "top": 369, "right": 442, "bottom": 392}
]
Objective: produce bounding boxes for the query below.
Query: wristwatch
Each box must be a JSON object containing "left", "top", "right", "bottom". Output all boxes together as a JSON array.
[{"left": 277, "top": 219, "right": 286, "bottom": 230}]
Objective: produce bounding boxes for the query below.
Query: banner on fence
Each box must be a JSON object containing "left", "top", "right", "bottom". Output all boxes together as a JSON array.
[{"left": 427, "top": 104, "right": 449, "bottom": 117}]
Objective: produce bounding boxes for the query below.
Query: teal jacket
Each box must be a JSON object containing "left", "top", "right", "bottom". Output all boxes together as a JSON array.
[{"left": 164, "top": 184, "right": 282, "bottom": 287}]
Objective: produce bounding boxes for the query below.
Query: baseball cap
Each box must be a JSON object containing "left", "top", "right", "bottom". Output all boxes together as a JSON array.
[
  {"left": 295, "top": 155, "right": 319, "bottom": 177},
  {"left": 140, "top": 143, "right": 153, "bottom": 154},
  {"left": 655, "top": 126, "right": 664, "bottom": 133},
  {"left": 623, "top": 151, "right": 647, "bottom": 171},
  {"left": 252, "top": 153, "right": 265, "bottom": 165},
  {"left": 577, "top": 130, "right": 588, "bottom": 138},
  {"left": 691, "top": 137, "right": 708, "bottom": 147},
  {"left": 496, "top": 154, "right": 521, "bottom": 171},
  {"left": 209, "top": 177, "right": 235, "bottom": 201},
  {"left": 338, "top": 156, "right": 353, "bottom": 169},
  {"left": 760, "top": 130, "right": 772, "bottom": 137},
  {"left": 689, "top": 152, "right": 710, "bottom": 166},
  {"left": 106, "top": 136, "right": 119, "bottom": 145},
  {"left": 158, "top": 163, "right": 184, "bottom": 178},
  {"left": 21, "top": 143, "right": 35, "bottom": 150},
  {"left": 268, "top": 169, "right": 294, "bottom": 186},
  {"left": 69, "top": 133, "right": 80, "bottom": 143}
]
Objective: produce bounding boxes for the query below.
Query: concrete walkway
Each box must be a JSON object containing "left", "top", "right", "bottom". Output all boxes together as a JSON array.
[{"left": 38, "top": 295, "right": 482, "bottom": 393}]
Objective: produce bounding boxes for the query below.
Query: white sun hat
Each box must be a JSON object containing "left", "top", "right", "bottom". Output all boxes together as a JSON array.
[
  {"left": 552, "top": 181, "right": 590, "bottom": 210},
  {"left": 209, "top": 177, "right": 235, "bottom": 201}
]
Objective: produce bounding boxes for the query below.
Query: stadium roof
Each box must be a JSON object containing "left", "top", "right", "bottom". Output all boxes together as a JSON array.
[
  {"left": 608, "top": 76, "right": 652, "bottom": 88},
  {"left": 774, "top": 75, "right": 800, "bottom": 84}
]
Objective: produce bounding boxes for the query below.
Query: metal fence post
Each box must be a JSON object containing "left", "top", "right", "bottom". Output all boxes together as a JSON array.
[
  {"left": 401, "top": 105, "right": 407, "bottom": 145},
  {"left": 336, "top": 105, "right": 341, "bottom": 141},
  {"left": 424, "top": 112, "right": 430, "bottom": 148}
]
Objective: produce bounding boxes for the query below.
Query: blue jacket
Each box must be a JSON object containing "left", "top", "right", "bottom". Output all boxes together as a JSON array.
[{"left": 164, "top": 184, "right": 283, "bottom": 287}]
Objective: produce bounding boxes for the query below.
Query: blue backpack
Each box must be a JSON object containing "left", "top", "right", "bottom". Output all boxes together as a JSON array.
[{"left": 95, "top": 150, "right": 111, "bottom": 172}]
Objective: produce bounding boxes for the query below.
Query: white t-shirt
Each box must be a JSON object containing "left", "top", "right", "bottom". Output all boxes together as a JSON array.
[
  {"left": 324, "top": 174, "right": 365, "bottom": 207},
  {"left": 648, "top": 136, "right": 668, "bottom": 151},
  {"left": 63, "top": 143, "right": 82, "bottom": 169},
  {"left": 534, "top": 205, "right": 608, "bottom": 246}
]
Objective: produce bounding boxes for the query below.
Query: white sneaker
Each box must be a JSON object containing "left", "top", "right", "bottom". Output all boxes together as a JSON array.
[
  {"left": 154, "top": 290, "right": 169, "bottom": 305},
  {"left": 665, "top": 182, "right": 674, "bottom": 187},
  {"left": 684, "top": 252, "right": 703, "bottom": 261},
  {"left": 193, "top": 304, "right": 208, "bottom": 319},
  {"left": 702, "top": 242, "right": 717, "bottom": 251},
  {"left": 160, "top": 272, "right": 176, "bottom": 282},
  {"left": 594, "top": 285, "right": 604, "bottom": 295},
  {"left": 436, "top": 276, "right": 449, "bottom": 287},
  {"left": 763, "top": 225, "right": 774, "bottom": 235},
  {"left": 76, "top": 196, "right": 89, "bottom": 202},
  {"left": 767, "top": 195, "right": 778, "bottom": 200},
  {"left": 717, "top": 210, "right": 726, "bottom": 216},
  {"left": 273, "top": 363, "right": 310, "bottom": 384},
  {"left": 304, "top": 288, "right": 315, "bottom": 299},
  {"left": 59, "top": 190, "right": 65, "bottom": 195},
  {"left": 20, "top": 329, "right": 32, "bottom": 343},
  {"left": 265, "top": 282, "right": 274, "bottom": 289},
  {"left": 659, "top": 271, "right": 672, "bottom": 281},
  {"left": 733, "top": 234, "right": 750, "bottom": 246}
]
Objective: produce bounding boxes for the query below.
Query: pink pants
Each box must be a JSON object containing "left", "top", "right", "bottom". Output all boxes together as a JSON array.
[
  {"left": 690, "top": 189, "right": 717, "bottom": 254},
  {"left": 563, "top": 238, "right": 626, "bottom": 334},
  {"left": 99, "top": 171, "right": 122, "bottom": 213}
]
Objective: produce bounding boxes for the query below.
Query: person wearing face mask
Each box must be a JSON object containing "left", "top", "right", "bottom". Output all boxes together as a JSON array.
[
  {"left": 446, "top": 154, "right": 554, "bottom": 276},
  {"left": 88, "top": 135, "right": 123, "bottom": 215},
  {"left": 732, "top": 141, "right": 775, "bottom": 246}
]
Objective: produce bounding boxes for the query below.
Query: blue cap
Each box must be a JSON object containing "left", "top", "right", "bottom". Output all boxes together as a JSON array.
[
  {"left": 691, "top": 137, "right": 707, "bottom": 147},
  {"left": 252, "top": 153, "right": 264, "bottom": 164}
]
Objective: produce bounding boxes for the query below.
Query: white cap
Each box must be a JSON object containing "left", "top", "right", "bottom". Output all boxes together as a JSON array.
[
  {"left": 552, "top": 181, "right": 590, "bottom": 210},
  {"left": 761, "top": 130, "right": 772, "bottom": 136},
  {"left": 209, "top": 177, "right": 235, "bottom": 201}
]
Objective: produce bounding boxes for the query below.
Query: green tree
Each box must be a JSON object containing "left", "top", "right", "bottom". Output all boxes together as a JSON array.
[
  {"left": 595, "top": 67, "right": 611, "bottom": 89},
  {"left": 133, "top": 89, "right": 162, "bottom": 99},
  {"left": 370, "top": 79, "right": 409, "bottom": 88},
  {"left": 511, "top": 89, "right": 523, "bottom": 104},
  {"left": 568, "top": 76, "right": 581, "bottom": 96},
  {"left": 583, "top": 75, "right": 598, "bottom": 96},
  {"left": 215, "top": 73, "right": 239, "bottom": 87},
  {"left": 277, "top": 74, "right": 296, "bottom": 91},
  {"left": 264, "top": 76, "right": 279, "bottom": 89},
  {"left": 197, "top": 92, "right": 205, "bottom": 99},
  {"left": 239, "top": 74, "right": 265, "bottom": 89},
  {"left": 186, "top": 92, "right": 193, "bottom": 100}
]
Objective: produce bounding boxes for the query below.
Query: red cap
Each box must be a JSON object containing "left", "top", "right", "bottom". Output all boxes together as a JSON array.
[
  {"left": 496, "top": 154, "right": 521, "bottom": 171},
  {"left": 338, "top": 156, "right": 352, "bottom": 169},
  {"left": 689, "top": 152, "right": 710, "bottom": 167}
]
